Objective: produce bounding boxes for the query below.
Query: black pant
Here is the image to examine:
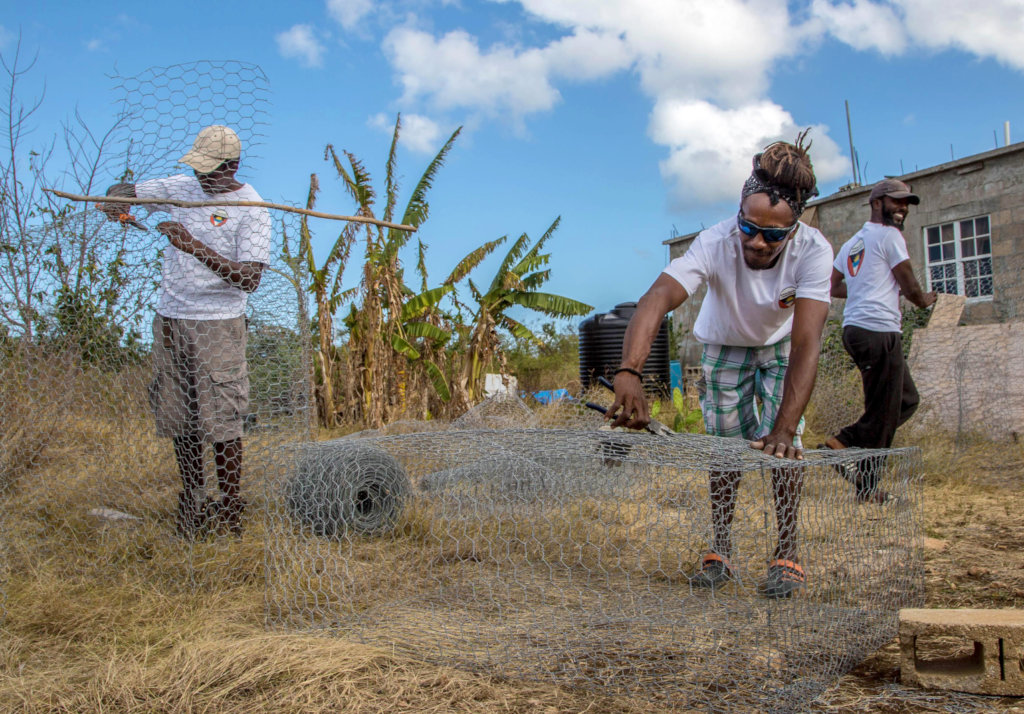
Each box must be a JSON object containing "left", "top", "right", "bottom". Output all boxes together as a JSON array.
[{"left": 836, "top": 326, "right": 919, "bottom": 493}]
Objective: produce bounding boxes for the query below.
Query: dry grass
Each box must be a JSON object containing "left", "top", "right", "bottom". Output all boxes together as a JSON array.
[{"left": 4, "top": 366, "right": 1024, "bottom": 712}]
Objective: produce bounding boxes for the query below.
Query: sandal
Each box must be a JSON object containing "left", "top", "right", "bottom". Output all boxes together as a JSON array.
[
  {"left": 691, "top": 553, "right": 733, "bottom": 589},
  {"left": 757, "top": 559, "right": 805, "bottom": 599}
]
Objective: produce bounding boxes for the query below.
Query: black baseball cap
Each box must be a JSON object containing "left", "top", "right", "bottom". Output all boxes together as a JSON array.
[{"left": 869, "top": 178, "right": 920, "bottom": 205}]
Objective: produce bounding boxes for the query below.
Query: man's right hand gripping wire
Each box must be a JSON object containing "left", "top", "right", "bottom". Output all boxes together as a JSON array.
[
  {"left": 606, "top": 371, "right": 651, "bottom": 431},
  {"left": 96, "top": 183, "right": 147, "bottom": 230},
  {"left": 96, "top": 201, "right": 146, "bottom": 230}
]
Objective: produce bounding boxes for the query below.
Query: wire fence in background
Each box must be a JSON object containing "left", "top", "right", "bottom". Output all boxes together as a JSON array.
[{"left": 0, "top": 60, "right": 311, "bottom": 592}]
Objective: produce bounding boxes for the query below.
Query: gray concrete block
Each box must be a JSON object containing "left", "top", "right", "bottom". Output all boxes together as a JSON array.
[{"left": 900, "top": 608, "right": 1024, "bottom": 696}]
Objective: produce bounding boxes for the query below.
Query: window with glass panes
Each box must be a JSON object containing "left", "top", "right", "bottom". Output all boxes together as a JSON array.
[{"left": 924, "top": 216, "right": 993, "bottom": 298}]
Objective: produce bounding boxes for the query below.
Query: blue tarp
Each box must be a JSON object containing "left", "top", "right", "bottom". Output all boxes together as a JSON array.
[
  {"left": 670, "top": 360, "right": 683, "bottom": 393},
  {"left": 525, "top": 389, "right": 571, "bottom": 405}
]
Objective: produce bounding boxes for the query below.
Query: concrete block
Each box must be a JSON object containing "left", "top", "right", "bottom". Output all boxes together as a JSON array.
[
  {"left": 928, "top": 293, "right": 965, "bottom": 328},
  {"left": 900, "top": 608, "right": 1024, "bottom": 696}
]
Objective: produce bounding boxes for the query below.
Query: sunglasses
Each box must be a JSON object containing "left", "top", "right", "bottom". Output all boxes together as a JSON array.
[{"left": 736, "top": 213, "right": 797, "bottom": 243}]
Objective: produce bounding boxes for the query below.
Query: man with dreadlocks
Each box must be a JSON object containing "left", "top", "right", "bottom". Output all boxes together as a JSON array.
[{"left": 608, "top": 132, "right": 832, "bottom": 598}]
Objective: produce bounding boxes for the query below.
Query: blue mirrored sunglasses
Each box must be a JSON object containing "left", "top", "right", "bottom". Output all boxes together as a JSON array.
[{"left": 736, "top": 213, "right": 797, "bottom": 243}]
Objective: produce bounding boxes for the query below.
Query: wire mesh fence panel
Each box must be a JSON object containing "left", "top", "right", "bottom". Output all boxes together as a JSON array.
[
  {"left": 810, "top": 255, "right": 1024, "bottom": 447},
  {"left": 0, "top": 61, "right": 311, "bottom": 588},
  {"left": 111, "top": 61, "right": 270, "bottom": 183},
  {"left": 263, "top": 410, "right": 924, "bottom": 712}
]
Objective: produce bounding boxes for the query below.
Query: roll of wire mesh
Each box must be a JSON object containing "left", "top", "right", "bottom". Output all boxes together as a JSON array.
[{"left": 285, "top": 441, "right": 410, "bottom": 537}]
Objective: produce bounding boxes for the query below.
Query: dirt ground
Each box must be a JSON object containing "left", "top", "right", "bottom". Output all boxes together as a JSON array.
[
  {"left": 809, "top": 435, "right": 1024, "bottom": 713},
  {"left": 2, "top": 427, "right": 1024, "bottom": 713}
]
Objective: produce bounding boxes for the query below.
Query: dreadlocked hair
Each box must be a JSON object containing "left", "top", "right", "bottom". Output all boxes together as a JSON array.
[{"left": 757, "top": 128, "right": 817, "bottom": 203}]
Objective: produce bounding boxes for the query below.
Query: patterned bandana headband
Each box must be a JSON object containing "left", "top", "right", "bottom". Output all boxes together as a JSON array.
[{"left": 740, "top": 150, "right": 819, "bottom": 220}]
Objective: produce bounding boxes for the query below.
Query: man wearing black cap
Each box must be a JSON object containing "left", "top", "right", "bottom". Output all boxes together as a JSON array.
[{"left": 823, "top": 179, "right": 936, "bottom": 503}]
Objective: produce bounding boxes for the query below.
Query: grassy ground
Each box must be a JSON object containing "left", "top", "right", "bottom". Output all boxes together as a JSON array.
[{"left": 3, "top": 397, "right": 1024, "bottom": 711}]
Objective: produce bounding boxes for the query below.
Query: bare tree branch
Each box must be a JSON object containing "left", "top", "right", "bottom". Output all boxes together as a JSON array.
[{"left": 44, "top": 190, "right": 418, "bottom": 232}]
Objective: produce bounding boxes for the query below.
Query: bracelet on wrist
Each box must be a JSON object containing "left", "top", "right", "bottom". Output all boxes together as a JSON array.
[{"left": 614, "top": 367, "right": 643, "bottom": 379}]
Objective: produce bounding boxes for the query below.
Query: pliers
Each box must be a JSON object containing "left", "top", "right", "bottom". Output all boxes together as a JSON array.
[{"left": 585, "top": 375, "right": 676, "bottom": 437}]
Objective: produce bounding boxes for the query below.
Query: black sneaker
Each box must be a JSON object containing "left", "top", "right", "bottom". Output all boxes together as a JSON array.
[
  {"left": 208, "top": 496, "right": 246, "bottom": 537},
  {"left": 691, "top": 554, "right": 733, "bottom": 589},
  {"left": 857, "top": 489, "right": 901, "bottom": 507},
  {"left": 757, "top": 560, "right": 806, "bottom": 599},
  {"left": 175, "top": 493, "right": 212, "bottom": 540}
]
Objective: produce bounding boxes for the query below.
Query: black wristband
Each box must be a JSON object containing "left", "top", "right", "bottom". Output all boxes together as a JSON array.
[{"left": 614, "top": 367, "right": 643, "bottom": 379}]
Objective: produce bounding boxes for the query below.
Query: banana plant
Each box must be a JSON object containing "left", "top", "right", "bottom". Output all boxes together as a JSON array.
[
  {"left": 456, "top": 217, "right": 592, "bottom": 404},
  {"left": 324, "top": 114, "right": 463, "bottom": 426}
]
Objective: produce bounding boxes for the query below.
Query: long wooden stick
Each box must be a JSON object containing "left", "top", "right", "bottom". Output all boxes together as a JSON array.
[{"left": 43, "top": 188, "right": 417, "bottom": 233}]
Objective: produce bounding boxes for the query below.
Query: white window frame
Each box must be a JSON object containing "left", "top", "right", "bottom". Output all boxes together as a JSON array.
[{"left": 922, "top": 215, "right": 993, "bottom": 302}]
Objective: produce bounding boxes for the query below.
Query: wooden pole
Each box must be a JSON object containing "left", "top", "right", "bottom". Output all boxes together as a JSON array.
[{"left": 43, "top": 188, "right": 417, "bottom": 233}]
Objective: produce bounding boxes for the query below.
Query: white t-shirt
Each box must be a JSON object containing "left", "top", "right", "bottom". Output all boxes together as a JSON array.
[
  {"left": 136, "top": 174, "right": 272, "bottom": 320},
  {"left": 663, "top": 217, "right": 833, "bottom": 347},
  {"left": 833, "top": 221, "right": 910, "bottom": 333}
]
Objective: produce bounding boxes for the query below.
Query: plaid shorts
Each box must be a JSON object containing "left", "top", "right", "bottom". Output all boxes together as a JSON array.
[{"left": 699, "top": 339, "right": 804, "bottom": 448}]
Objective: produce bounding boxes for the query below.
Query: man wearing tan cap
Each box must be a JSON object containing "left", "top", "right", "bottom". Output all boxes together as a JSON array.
[
  {"left": 100, "top": 125, "right": 271, "bottom": 538},
  {"left": 823, "top": 179, "right": 936, "bottom": 503}
]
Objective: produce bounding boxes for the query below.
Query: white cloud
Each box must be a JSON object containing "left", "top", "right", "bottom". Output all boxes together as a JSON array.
[
  {"left": 811, "top": 0, "right": 1024, "bottom": 68},
  {"left": 379, "top": 0, "right": 1024, "bottom": 204},
  {"left": 369, "top": 112, "right": 445, "bottom": 154},
  {"left": 276, "top": 24, "right": 326, "bottom": 68},
  {"left": 809, "top": 0, "right": 907, "bottom": 54},
  {"left": 399, "top": 114, "right": 445, "bottom": 153},
  {"left": 0, "top": 25, "right": 13, "bottom": 51},
  {"left": 383, "top": 27, "right": 562, "bottom": 118},
  {"left": 327, "top": 0, "right": 375, "bottom": 30},
  {"left": 381, "top": 2, "right": 842, "bottom": 202},
  {"left": 650, "top": 99, "right": 848, "bottom": 208},
  {"left": 898, "top": 0, "right": 1024, "bottom": 70},
  {"left": 85, "top": 38, "right": 104, "bottom": 52},
  {"left": 510, "top": 0, "right": 802, "bottom": 105},
  {"left": 542, "top": 27, "right": 632, "bottom": 81}
]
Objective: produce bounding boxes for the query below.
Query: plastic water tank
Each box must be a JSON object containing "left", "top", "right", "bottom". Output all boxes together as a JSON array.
[{"left": 578, "top": 302, "right": 671, "bottom": 393}]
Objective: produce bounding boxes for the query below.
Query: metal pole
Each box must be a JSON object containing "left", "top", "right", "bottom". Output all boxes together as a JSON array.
[{"left": 845, "top": 100, "right": 859, "bottom": 185}]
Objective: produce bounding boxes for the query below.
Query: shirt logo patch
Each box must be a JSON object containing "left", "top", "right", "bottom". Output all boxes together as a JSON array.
[
  {"left": 210, "top": 210, "right": 229, "bottom": 227},
  {"left": 778, "top": 286, "right": 796, "bottom": 309},
  {"left": 847, "top": 238, "right": 865, "bottom": 277}
]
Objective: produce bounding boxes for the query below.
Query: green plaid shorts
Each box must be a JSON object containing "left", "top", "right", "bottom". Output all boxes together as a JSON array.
[{"left": 699, "top": 338, "right": 804, "bottom": 448}]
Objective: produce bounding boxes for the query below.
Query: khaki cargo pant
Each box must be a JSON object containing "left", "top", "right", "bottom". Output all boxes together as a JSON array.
[{"left": 150, "top": 315, "right": 249, "bottom": 443}]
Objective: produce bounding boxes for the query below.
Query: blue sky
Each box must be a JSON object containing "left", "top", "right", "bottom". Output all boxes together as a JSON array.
[{"left": 6, "top": 0, "right": 1024, "bottom": 321}]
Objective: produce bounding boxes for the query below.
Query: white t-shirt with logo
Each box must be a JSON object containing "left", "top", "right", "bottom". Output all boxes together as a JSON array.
[
  {"left": 833, "top": 221, "right": 910, "bottom": 333},
  {"left": 663, "top": 217, "right": 833, "bottom": 347},
  {"left": 136, "top": 174, "right": 272, "bottom": 320}
]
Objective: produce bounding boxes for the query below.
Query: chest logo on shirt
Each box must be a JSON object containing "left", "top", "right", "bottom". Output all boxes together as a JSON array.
[
  {"left": 778, "top": 286, "right": 796, "bottom": 309},
  {"left": 209, "top": 210, "right": 229, "bottom": 227},
  {"left": 847, "top": 238, "right": 865, "bottom": 277}
]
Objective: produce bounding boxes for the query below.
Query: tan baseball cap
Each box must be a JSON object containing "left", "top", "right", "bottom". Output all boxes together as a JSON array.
[
  {"left": 179, "top": 125, "right": 241, "bottom": 173},
  {"left": 869, "top": 178, "right": 920, "bottom": 205}
]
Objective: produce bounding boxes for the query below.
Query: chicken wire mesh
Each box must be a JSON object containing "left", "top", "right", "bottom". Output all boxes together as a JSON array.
[
  {"left": 0, "top": 60, "right": 310, "bottom": 586},
  {"left": 262, "top": 396, "right": 924, "bottom": 712},
  {"left": 809, "top": 288, "right": 1024, "bottom": 447},
  {"left": 111, "top": 60, "right": 270, "bottom": 182},
  {"left": 0, "top": 55, "right": 1016, "bottom": 711}
]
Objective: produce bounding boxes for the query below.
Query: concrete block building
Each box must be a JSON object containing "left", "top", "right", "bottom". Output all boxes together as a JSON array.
[{"left": 666, "top": 143, "right": 1024, "bottom": 369}]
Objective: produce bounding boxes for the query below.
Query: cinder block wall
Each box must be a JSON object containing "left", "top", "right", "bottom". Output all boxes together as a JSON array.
[{"left": 811, "top": 145, "right": 1024, "bottom": 325}]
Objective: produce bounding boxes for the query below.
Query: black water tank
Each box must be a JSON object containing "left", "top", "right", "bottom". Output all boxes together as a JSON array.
[{"left": 578, "top": 302, "right": 671, "bottom": 394}]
